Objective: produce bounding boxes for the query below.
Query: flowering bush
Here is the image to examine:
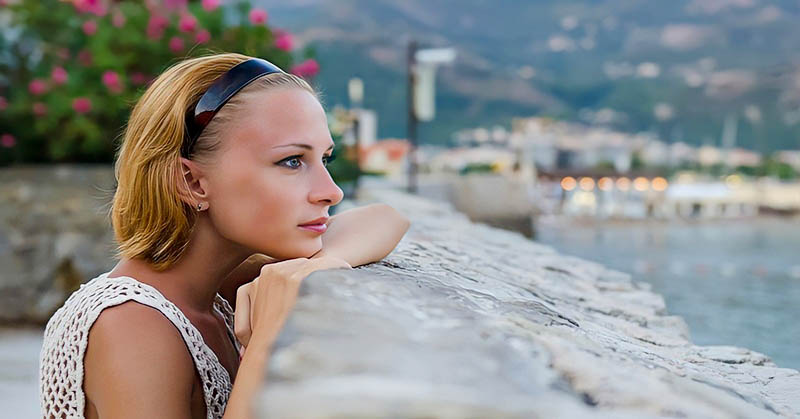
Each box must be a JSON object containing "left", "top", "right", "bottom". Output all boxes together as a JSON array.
[{"left": 0, "top": 0, "right": 320, "bottom": 165}]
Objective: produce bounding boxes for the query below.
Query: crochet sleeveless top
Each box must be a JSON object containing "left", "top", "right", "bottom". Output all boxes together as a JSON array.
[{"left": 39, "top": 272, "right": 240, "bottom": 419}]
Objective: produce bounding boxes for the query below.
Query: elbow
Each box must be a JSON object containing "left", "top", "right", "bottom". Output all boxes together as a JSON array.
[
  {"left": 399, "top": 213, "right": 410, "bottom": 234},
  {"left": 374, "top": 203, "right": 410, "bottom": 235},
  {"left": 367, "top": 204, "right": 410, "bottom": 263}
]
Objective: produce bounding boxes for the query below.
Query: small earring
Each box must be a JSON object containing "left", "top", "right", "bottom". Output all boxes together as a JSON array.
[{"left": 197, "top": 202, "right": 205, "bottom": 212}]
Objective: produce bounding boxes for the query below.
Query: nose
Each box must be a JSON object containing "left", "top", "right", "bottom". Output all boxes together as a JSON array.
[{"left": 308, "top": 163, "right": 344, "bottom": 206}]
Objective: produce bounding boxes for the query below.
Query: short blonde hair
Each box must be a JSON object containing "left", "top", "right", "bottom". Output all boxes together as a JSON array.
[{"left": 112, "top": 53, "right": 315, "bottom": 271}]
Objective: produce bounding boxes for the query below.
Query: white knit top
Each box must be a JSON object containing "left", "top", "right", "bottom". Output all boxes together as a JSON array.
[{"left": 39, "top": 272, "right": 240, "bottom": 419}]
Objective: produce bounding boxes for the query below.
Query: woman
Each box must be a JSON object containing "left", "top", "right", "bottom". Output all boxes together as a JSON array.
[{"left": 39, "top": 53, "right": 409, "bottom": 419}]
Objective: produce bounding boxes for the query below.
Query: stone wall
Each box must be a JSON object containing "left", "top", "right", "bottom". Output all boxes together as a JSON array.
[
  {"left": 0, "top": 166, "right": 117, "bottom": 324},
  {"left": 258, "top": 188, "right": 799, "bottom": 418},
  {"left": 2, "top": 166, "right": 798, "bottom": 417}
]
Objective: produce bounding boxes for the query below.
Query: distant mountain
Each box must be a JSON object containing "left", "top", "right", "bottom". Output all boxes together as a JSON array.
[{"left": 256, "top": 0, "right": 800, "bottom": 152}]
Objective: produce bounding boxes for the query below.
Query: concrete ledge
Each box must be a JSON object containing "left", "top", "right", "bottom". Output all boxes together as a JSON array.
[{"left": 258, "top": 189, "right": 799, "bottom": 418}]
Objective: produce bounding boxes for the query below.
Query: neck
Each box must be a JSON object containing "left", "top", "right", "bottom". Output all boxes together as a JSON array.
[{"left": 109, "top": 216, "right": 252, "bottom": 313}]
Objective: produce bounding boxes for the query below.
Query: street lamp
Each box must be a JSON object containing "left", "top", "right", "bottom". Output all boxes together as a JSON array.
[
  {"left": 348, "top": 77, "right": 364, "bottom": 108},
  {"left": 407, "top": 40, "right": 456, "bottom": 193},
  {"left": 346, "top": 77, "right": 365, "bottom": 192}
]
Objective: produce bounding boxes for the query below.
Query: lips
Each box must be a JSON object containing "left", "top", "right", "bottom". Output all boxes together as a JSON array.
[
  {"left": 299, "top": 216, "right": 329, "bottom": 226},
  {"left": 298, "top": 216, "right": 329, "bottom": 234}
]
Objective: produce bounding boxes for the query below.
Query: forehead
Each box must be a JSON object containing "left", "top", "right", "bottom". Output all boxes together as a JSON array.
[{"left": 226, "top": 88, "right": 331, "bottom": 152}]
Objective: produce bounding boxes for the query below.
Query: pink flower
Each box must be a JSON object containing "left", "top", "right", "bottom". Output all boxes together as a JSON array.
[
  {"left": 91, "top": 3, "right": 107, "bottom": 17},
  {"left": 102, "top": 71, "right": 119, "bottom": 85},
  {"left": 32, "top": 102, "right": 48, "bottom": 117},
  {"left": 169, "top": 36, "right": 184, "bottom": 53},
  {"left": 290, "top": 59, "right": 320, "bottom": 78},
  {"left": 274, "top": 33, "right": 293, "bottom": 51},
  {"left": 178, "top": 13, "right": 197, "bottom": 33},
  {"left": 102, "top": 71, "right": 123, "bottom": 93},
  {"left": 0, "top": 96, "right": 7, "bottom": 111},
  {"left": 28, "top": 79, "right": 47, "bottom": 96},
  {"left": 78, "top": 49, "right": 93, "bottom": 66},
  {"left": 74, "top": 0, "right": 107, "bottom": 16},
  {"left": 130, "top": 72, "right": 149, "bottom": 86},
  {"left": 72, "top": 97, "right": 92, "bottom": 114},
  {"left": 51, "top": 67, "right": 68, "bottom": 85},
  {"left": 147, "top": 14, "right": 168, "bottom": 40},
  {"left": 249, "top": 8, "right": 267, "bottom": 25},
  {"left": 0, "top": 134, "right": 15, "bottom": 148},
  {"left": 195, "top": 29, "right": 211, "bottom": 44},
  {"left": 82, "top": 20, "right": 98, "bottom": 36},
  {"left": 201, "top": 0, "right": 219, "bottom": 12},
  {"left": 112, "top": 10, "right": 126, "bottom": 28}
]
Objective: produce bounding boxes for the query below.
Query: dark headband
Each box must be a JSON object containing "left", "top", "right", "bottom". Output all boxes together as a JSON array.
[{"left": 182, "top": 58, "right": 284, "bottom": 158}]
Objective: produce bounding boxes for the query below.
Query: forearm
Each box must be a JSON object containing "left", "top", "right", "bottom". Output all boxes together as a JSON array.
[
  {"left": 224, "top": 332, "right": 273, "bottom": 419},
  {"left": 315, "top": 203, "right": 410, "bottom": 267},
  {"left": 222, "top": 204, "right": 408, "bottom": 305}
]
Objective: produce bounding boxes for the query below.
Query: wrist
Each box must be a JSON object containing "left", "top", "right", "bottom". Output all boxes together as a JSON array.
[
  {"left": 310, "top": 248, "right": 327, "bottom": 259},
  {"left": 248, "top": 328, "right": 277, "bottom": 352}
]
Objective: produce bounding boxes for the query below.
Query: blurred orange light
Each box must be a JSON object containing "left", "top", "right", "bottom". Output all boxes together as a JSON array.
[
  {"left": 652, "top": 177, "right": 668, "bottom": 191},
  {"left": 616, "top": 177, "right": 631, "bottom": 191},
  {"left": 561, "top": 176, "right": 577, "bottom": 191},
  {"left": 598, "top": 177, "right": 613, "bottom": 191},
  {"left": 579, "top": 177, "right": 595, "bottom": 191},
  {"left": 633, "top": 177, "right": 650, "bottom": 191}
]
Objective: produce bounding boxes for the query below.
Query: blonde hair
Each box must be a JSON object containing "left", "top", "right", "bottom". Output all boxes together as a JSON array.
[{"left": 111, "top": 53, "right": 316, "bottom": 271}]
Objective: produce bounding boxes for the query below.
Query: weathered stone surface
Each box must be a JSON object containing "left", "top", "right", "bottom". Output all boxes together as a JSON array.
[
  {"left": 2, "top": 167, "right": 797, "bottom": 416},
  {"left": 257, "top": 189, "right": 800, "bottom": 418},
  {"left": 0, "top": 166, "right": 117, "bottom": 324}
]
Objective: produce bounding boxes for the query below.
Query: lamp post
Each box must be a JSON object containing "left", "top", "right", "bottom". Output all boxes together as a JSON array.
[
  {"left": 348, "top": 77, "right": 364, "bottom": 191},
  {"left": 407, "top": 40, "right": 456, "bottom": 193},
  {"left": 407, "top": 40, "right": 419, "bottom": 193}
]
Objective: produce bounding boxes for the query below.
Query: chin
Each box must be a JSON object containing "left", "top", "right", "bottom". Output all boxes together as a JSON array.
[
  {"left": 298, "top": 238, "right": 324, "bottom": 258},
  {"left": 265, "top": 237, "right": 322, "bottom": 260}
]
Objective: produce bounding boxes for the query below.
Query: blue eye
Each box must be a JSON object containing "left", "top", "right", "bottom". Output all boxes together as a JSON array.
[
  {"left": 279, "top": 156, "right": 303, "bottom": 169},
  {"left": 278, "top": 153, "right": 336, "bottom": 169}
]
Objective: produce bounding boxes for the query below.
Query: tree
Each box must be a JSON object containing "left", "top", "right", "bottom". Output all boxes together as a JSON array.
[{"left": 0, "top": 0, "right": 320, "bottom": 164}]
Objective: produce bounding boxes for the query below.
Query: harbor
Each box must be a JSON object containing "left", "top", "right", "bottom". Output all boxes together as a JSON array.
[{"left": 535, "top": 217, "right": 800, "bottom": 370}]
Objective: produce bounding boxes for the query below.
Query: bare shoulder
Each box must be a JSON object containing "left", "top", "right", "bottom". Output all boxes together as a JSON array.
[{"left": 84, "top": 301, "right": 195, "bottom": 417}]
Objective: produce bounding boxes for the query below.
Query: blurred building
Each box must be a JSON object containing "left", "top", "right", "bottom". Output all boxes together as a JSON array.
[
  {"left": 726, "top": 148, "right": 762, "bottom": 167},
  {"left": 359, "top": 139, "right": 410, "bottom": 178}
]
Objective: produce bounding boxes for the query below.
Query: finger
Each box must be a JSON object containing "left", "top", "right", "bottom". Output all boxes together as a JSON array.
[
  {"left": 234, "top": 282, "right": 253, "bottom": 348},
  {"left": 312, "top": 256, "right": 351, "bottom": 272},
  {"left": 294, "top": 258, "right": 349, "bottom": 283}
]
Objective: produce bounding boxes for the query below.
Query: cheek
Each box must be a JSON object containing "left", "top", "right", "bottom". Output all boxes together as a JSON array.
[
  {"left": 208, "top": 168, "right": 321, "bottom": 258},
  {"left": 214, "top": 170, "right": 288, "bottom": 231}
]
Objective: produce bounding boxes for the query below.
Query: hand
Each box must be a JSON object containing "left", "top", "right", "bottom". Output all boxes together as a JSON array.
[
  {"left": 233, "top": 256, "right": 351, "bottom": 350},
  {"left": 316, "top": 204, "right": 410, "bottom": 268}
]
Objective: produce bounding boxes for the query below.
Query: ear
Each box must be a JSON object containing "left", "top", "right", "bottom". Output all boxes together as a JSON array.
[{"left": 178, "top": 157, "right": 209, "bottom": 206}]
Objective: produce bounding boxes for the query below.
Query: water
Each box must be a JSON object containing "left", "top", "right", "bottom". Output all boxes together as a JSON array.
[{"left": 534, "top": 217, "right": 800, "bottom": 370}]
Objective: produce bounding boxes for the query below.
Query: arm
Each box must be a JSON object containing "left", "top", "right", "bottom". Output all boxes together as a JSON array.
[
  {"left": 83, "top": 302, "right": 195, "bottom": 418},
  {"left": 228, "top": 256, "right": 351, "bottom": 418},
  {"left": 314, "top": 203, "right": 410, "bottom": 267},
  {"left": 82, "top": 297, "right": 289, "bottom": 419},
  {"left": 223, "top": 330, "right": 272, "bottom": 419},
  {"left": 220, "top": 204, "right": 409, "bottom": 305}
]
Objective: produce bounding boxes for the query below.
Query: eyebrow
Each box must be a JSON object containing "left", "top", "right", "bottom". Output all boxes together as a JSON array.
[{"left": 273, "top": 143, "right": 335, "bottom": 151}]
